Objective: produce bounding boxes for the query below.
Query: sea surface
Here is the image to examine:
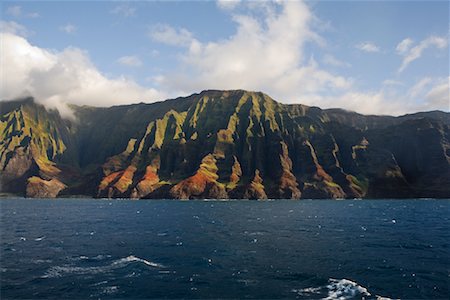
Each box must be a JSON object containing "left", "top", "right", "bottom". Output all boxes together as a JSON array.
[{"left": 1, "top": 199, "right": 449, "bottom": 299}]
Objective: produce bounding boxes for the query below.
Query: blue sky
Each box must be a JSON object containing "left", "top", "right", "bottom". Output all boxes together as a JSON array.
[{"left": 0, "top": 0, "right": 448, "bottom": 116}]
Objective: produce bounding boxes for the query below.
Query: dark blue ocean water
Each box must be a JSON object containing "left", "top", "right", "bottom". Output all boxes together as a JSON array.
[{"left": 1, "top": 199, "right": 449, "bottom": 299}]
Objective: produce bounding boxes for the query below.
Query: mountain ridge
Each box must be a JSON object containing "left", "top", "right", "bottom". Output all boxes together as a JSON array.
[{"left": 1, "top": 90, "right": 449, "bottom": 199}]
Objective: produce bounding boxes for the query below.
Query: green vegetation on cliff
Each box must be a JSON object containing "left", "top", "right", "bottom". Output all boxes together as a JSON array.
[{"left": 1, "top": 90, "right": 449, "bottom": 199}]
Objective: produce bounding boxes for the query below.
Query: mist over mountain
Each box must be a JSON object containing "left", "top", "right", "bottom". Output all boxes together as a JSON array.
[{"left": 1, "top": 90, "right": 449, "bottom": 199}]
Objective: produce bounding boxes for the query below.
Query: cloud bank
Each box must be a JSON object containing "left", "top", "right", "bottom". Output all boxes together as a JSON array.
[{"left": 0, "top": 32, "right": 165, "bottom": 118}]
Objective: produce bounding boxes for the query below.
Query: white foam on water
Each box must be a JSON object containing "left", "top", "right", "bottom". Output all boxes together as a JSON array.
[
  {"left": 102, "top": 286, "right": 119, "bottom": 295},
  {"left": 292, "top": 278, "right": 393, "bottom": 300},
  {"left": 292, "top": 286, "right": 322, "bottom": 296},
  {"left": 325, "top": 278, "right": 371, "bottom": 300},
  {"left": 33, "top": 259, "right": 53, "bottom": 264},
  {"left": 91, "top": 280, "right": 109, "bottom": 286},
  {"left": 112, "top": 255, "right": 165, "bottom": 268},
  {"left": 43, "top": 255, "right": 165, "bottom": 278}
]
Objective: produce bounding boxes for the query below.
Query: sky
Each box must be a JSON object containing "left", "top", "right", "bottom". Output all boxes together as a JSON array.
[{"left": 0, "top": 0, "right": 449, "bottom": 117}]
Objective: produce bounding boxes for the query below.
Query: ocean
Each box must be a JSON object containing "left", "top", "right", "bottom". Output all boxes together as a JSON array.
[{"left": 1, "top": 199, "right": 449, "bottom": 299}]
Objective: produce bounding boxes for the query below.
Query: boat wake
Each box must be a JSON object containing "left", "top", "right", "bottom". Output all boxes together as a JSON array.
[
  {"left": 292, "top": 278, "right": 394, "bottom": 300},
  {"left": 42, "top": 255, "right": 165, "bottom": 278}
]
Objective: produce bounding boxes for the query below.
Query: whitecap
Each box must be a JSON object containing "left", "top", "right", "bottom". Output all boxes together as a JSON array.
[
  {"left": 325, "top": 278, "right": 371, "bottom": 300},
  {"left": 292, "top": 278, "right": 393, "bottom": 300},
  {"left": 102, "top": 286, "right": 119, "bottom": 295},
  {"left": 291, "top": 286, "right": 322, "bottom": 296},
  {"left": 91, "top": 280, "right": 108, "bottom": 286},
  {"left": 112, "top": 255, "right": 165, "bottom": 268}
]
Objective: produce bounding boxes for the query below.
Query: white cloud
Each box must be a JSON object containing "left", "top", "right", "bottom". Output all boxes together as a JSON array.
[
  {"left": 149, "top": 24, "right": 196, "bottom": 47},
  {"left": 117, "top": 55, "right": 142, "bottom": 67},
  {"left": 396, "top": 38, "right": 413, "bottom": 54},
  {"left": 151, "top": 1, "right": 347, "bottom": 104},
  {"left": 110, "top": 4, "right": 136, "bottom": 17},
  {"left": 409, "top": 77, "right": 432, "bottom": 98},
  {"left": 149, "top": 1, "right": 447, "bottom": 116},
  {"left": 405, "top": 77, "right": 450, "bottom": 112},
  {"left": 398, "top": 36, "right": 448, "bottom": 72},
  {"left": 355, "top": 41, "right": 380, "bottom": 53},
  {"left": 0, "top": 32, "right": 166, "bottom": 118},
  {"left": 322, "top": 54, "right": 351, "bottom": 68},
  {"left": 0, "top": 21, "right": 29, "bottom": 36},
  {"left": 217, "top": 0, "right": 241, "bottom": 10},
  {"left": 309, "top": 91, "right": 408, "bottom": 116},
  {"left": 385, "top": 77, "right": 449, "bottom": 114},
  {"left": 6, "top": 5, "right": 39, "bottom": 18},
  {"left": 59, "top": 24, "right": 77, "bottom": 34},
  {"left": 308, "top": 77, "right": 449, "bottom": 116},
  {"left": 423, "top": 77, "right": 449, "bottom": 111}
]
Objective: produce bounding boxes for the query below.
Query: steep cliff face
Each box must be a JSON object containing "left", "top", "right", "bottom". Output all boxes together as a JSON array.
[
  {"left": 0, "top": 99, "right": 77, "bottom": 197},
  {"left": 1, "top": 90, "right": 449, "bottom": 199}
]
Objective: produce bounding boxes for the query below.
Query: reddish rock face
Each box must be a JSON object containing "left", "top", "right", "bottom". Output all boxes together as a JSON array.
[
  {"left": 170, "top": 154, "right": 228, "bottom": 199},
  {"left": 26, "top": 177, "right": 66, "bottom": 198},
  {"left": 243, "top": 170, "right": 267, "bottom": 200},
  {"left": 135, "top": 166, "right": 160, "bottom": 198}
]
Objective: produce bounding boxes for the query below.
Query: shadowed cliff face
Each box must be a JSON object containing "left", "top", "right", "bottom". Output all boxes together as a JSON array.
[{"left": 1, "top": 90, "right": 449, "bottom": 199}]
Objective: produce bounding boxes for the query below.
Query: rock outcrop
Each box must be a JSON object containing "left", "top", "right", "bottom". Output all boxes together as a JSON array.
[
  {"left": 170, "top": 154, "right": 227, "bottom": 199},
  {"left": 26, "top": 176, "right": 66, "bottom": 198}
]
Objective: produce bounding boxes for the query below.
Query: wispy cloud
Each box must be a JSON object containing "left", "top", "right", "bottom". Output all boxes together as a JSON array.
[
  {"left": 217, "top": 0, "right": 241, "bottom": 10},
  {"left": 409, "top": 77, "right": 432, "bottom": 98},
  {"left": 397, "top": 36, "right": 448, "bottom": 73},
  {"left": 322, "top": 54, "right": 351, "bottom": 68},
  {"left": 395, "top": 38, "right": 413, "bottom": 54},
  {"left": 0, "top": 21, "right": 29, "bottom": 37},
  {"left": 355, "top": 41, "right": 380, "bottom": 53},
  {"left": 382, "top": 79, "right": 403, "bottom": 87},
  {"left": 59, "top": 24, "right": 77, "bottom": 34},
  {"left": 6, "top": 6, "right": 22, "bottom": 17},
  {"left": 6, "top": 5, "right": 39, "bottom": 18},
  {"left": 110, "top": 4, "right": 136, "bottom": 17},
  {"left": 423, "top": 77, "right": 449, "bottom": 110},
  {"left": 117, "top": 55, "right": 142, "bottom": 67},
  {"left": 149, "top": 24, "right": 196, "bottom": 47}
]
